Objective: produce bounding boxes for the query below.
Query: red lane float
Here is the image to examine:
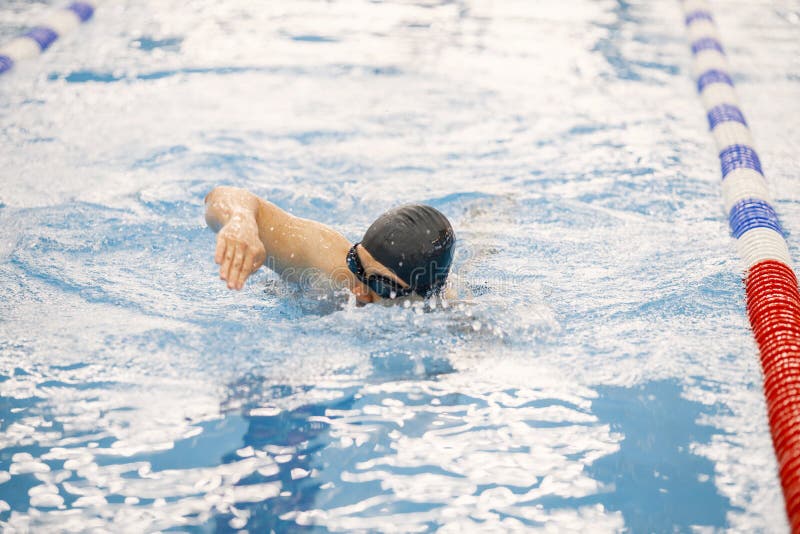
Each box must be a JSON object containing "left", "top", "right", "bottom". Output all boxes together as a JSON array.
[
  {"left": 744, "top": 262, "right": 800, "bottom": 532},
  {"left": 747, "top": 263, "right": 800, "bottom": 532}
]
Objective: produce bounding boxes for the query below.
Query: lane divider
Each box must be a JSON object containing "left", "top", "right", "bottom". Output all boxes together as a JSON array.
[
  {"left": 0, "top": 1, "right": 103, "bottom": 76},
  {"left": 681, "top": 0, "right": 800, "bottom": 529}
]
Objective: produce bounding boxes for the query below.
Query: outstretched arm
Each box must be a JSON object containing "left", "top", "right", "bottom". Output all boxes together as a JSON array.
[{"left": 204, "top": 186, "right": 360, "bottom": 294}]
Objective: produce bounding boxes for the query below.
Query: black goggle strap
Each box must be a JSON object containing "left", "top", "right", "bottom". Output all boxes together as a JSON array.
[
  {"left": 347, "top": 243, "right": 413, "bottom": 299},
  {"left": 346, "top": 243, "right": 365, "bottom": 278},
  {"left": 369, "top": 275, "right": 413, "bottom": 299}
]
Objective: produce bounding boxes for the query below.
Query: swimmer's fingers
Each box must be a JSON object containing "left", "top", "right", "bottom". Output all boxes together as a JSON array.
[
  {"left": 237, "top": 248, "right": 266, "bottom": 290},
  {"left": 252, "top": 249, "right": 265, "bottom": 272},
  {"left": 214, "top": 235, "right": 227, "bottom": 265},
  {"left": 235, "top": 251, "right": 254, "bottom": 290},
  {"left": 219, "top": 239, "right": 236, "bottom": 282},
  {"left": 228, "top": 244, "right": 246, "bottom": 290}
]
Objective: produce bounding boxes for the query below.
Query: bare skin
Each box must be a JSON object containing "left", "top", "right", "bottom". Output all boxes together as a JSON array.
[{"left": 204, "top": 186, "right": 409, "bottom": 304}]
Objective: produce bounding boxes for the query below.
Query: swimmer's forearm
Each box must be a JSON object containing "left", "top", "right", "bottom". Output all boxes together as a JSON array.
[{"left": 254, "top": 200, "right": 353, "bottom": 283}]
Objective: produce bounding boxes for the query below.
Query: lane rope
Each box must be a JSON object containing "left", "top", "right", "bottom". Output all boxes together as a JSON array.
[
  {"left": 0, "top": 1, "right": 103, "bottom": 76},
  {"left": 681, "top": 0, "right": 800, "bottom": 529}
]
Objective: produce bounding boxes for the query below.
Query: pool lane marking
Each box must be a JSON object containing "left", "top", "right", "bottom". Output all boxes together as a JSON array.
[
  {"left": 682, "top": 0, "right": 800, "bottom": 530},
  {"left": 0, "top": 1, "right": 103, "bottom": 76}
]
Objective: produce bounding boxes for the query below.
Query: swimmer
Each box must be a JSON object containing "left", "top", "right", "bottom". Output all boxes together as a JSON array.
[{"left": 204, "top": 186, "right": 455, "bottom": 304}]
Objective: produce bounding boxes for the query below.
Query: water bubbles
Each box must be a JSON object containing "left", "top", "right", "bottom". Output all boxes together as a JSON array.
[
  {"left": 290, "top": 467, "right": 309, "bottom": 480},
  {"left": 257, "top": 464, "right": 279, "bottom": 477},
  {"left": 229, "top": 516, "right": 247, "bottom": 529},
  {"left": 28, "top": 484, "right": 63, "bottom": 509},
  {"left": 236, "top": 446, "right": 255, "bottom": 458},
  {"left": 10, "top": 453, "right": 50, "bottom": 475},
  {"left": 249, "top": 405, "right": 281, "bottom": 417}
]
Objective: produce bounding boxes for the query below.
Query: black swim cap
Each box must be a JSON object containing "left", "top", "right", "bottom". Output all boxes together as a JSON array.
[{"left": 360, "top": 204, "right": 455, "bottom": 297}]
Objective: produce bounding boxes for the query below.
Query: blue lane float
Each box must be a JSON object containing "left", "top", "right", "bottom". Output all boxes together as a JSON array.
[
  {"left": 0, "top": 1, "right": 102, "bottom": 76},
  {"left": 691, "top": 37, "right": 724, "bottom": 55},
  {"left": 707, "top": 104, "right": 747, "bottom": 129},
  {"left": 720, "top": 144, "right": 763, "bottom": 177},
  {"left": 69, "top": 2, "right": 96, "bottom": 22},
  {"left": 23, "top": 27, "right": 60, "bottom": 51},
  {"left": 728, "top": 199, "right": 784, "bottom": 240},
  {"left": 685, "top": 11, "right": 714, "bottom": 25},
  {"left": 0, "top": 55, "right": 13, "bottom": 74},
  {"left": 697, "top": 69, "right": 733, "bottom": 91}
]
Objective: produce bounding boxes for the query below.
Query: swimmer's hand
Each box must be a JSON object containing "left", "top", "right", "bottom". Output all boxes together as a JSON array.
[{"left": 214, "top": 213, "right": 266, "bottom": 290}]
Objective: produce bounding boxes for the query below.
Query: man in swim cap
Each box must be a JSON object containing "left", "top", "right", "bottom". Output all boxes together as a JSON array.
[{"left": 204, "top": 187, "right": 455, "bottom": 304}]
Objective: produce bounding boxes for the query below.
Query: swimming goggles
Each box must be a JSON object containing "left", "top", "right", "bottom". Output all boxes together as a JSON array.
[{"left": 346, "top": 243, "right": 414, "bottom": 300}]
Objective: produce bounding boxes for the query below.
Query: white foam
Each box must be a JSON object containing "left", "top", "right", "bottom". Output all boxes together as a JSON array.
[{"left": 682, "top": 0, "right": 712, "bottom": 13}]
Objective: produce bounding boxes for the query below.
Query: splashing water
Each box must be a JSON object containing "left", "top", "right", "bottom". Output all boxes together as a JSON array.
[{"left": 1, "top": 0, "right": 798, "bottom": 531}]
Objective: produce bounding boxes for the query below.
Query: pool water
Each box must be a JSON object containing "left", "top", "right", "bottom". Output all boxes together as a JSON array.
[{"left": 1, "top": 0, "right": 799, "bottom": 531}]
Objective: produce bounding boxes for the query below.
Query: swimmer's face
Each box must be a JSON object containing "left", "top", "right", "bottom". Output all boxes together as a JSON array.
[{"left": 348, "top": 244, "right": 411, "bottom": 304}]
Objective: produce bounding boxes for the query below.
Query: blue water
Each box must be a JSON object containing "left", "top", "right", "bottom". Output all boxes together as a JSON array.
[{"left": 1, "top": 0, "right": 799, "bottom": 531}]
